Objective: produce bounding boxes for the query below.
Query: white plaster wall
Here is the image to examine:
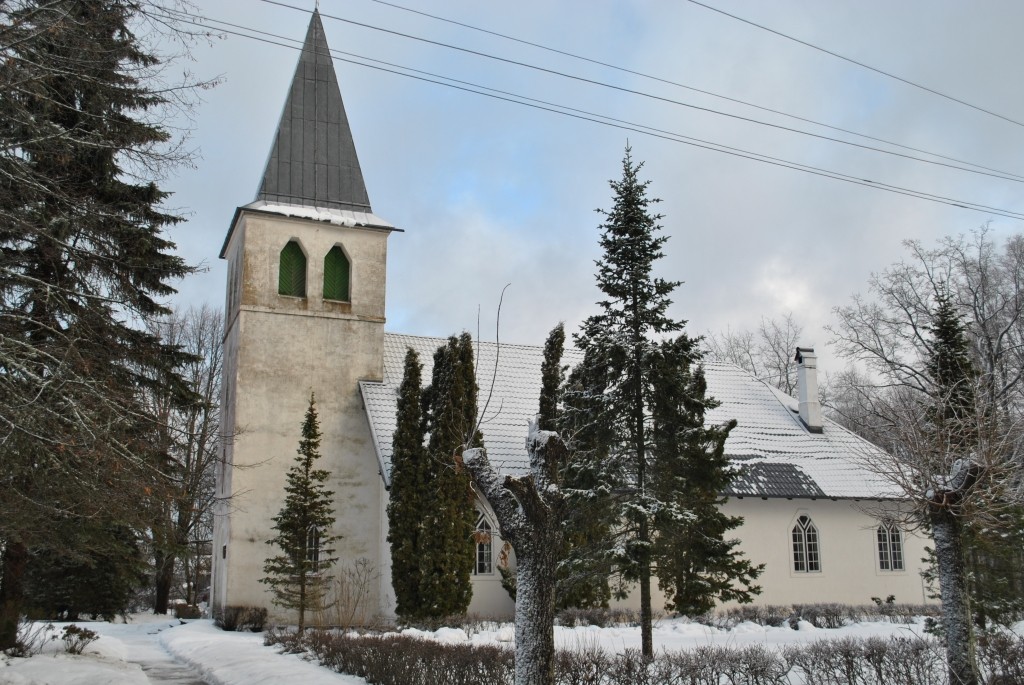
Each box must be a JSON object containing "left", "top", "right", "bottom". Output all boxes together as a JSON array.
[
  {"left": 215, "top": 210, "right": 393, "bottom": 623},
  {"left": 608, "top": 498, "right": 934, "bottom": 612},
  {"left": 722, "top": 498, "right": 934, "bottom": 607}
]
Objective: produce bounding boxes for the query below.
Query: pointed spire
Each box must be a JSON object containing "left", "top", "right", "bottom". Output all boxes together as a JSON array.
[{"left": 256, "top": 10, "right": 372, "bottom": 212}]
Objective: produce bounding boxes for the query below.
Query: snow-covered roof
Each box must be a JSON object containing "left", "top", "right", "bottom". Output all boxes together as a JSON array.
[
  {"left": 243, "top": 200, "right": 395, "bottom": 230},
  {"left": 360, "top": 332, "right": 897, "bottom": 499}
]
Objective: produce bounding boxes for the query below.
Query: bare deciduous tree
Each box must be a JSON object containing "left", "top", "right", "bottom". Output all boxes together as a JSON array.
[
  {"left": 706, "top": 313, "right": 803, "bottom": 395},
  {"left": 145, "top": 305, "right": 222, "bottom": 612},
  {"left": 830, "top": 229, "right": 1024, "bottom": 685}
]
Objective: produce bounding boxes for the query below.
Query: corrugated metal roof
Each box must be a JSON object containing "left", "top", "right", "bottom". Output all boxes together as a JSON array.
[
  {"left": 360, "top": 333, "right": 897, "bottom": 499},
  {"left": 255, "top": 10, "right": 371, "bottom": 213}
]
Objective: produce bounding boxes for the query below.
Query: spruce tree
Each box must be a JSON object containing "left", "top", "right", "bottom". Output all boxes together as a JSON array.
[
  {"left": 419, "top": 333, "right": 479, "bottom": 617},
  {"left": 573, "top": 146, "right": 747, "bottom": 654},
  {"left": 261, "top": 394, "right": 338, "bottom": 633},
  {"left": 386, "top": 349, "right": 430, "bottom": 619},
  {"left": 0, "top": 0, "right": 198, "bottom": 648},
  {"left": 649, "top": 338, "right": 761, "bottom": 615}
]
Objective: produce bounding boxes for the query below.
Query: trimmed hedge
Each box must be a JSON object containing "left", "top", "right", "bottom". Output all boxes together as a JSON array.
[{"left": 265, "top": 627, "right": 1024, "bottom": 685}]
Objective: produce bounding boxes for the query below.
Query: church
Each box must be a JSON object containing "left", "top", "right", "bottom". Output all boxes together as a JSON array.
[{"left": 211, "top": 11, "right": 932, "bottom": 623}]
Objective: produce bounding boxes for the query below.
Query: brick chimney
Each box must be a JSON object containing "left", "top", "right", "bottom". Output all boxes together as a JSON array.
[{"left": 794, "top": 347, "right": 823, "bottom": 433}]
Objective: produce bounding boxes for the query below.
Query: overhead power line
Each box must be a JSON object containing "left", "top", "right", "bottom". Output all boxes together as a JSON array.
[
  {"left": 257, "top": 0, "right": 1024, "bottom": 185},
  {"left": 684, "top": 0, "right": 1024, "bottom": 129},
  {"left": 163, "top": 9, "right": 1024, "bottom": 221},
  {"left": 358, "top": 0, "right": 1024, "bottom": 181}
]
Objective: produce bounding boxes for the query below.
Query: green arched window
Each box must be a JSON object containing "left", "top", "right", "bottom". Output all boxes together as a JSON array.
[
  {"left": 323, "top": 246, "right": 350, "bottom": 302},
  {"left": 278, "top": 240, "right": 306, "bottom": 297}
]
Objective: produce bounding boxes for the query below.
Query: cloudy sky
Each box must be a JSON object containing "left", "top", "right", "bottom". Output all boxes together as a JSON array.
[{"left": 161, "top": 0, "right": 1024, "bottom": 368}]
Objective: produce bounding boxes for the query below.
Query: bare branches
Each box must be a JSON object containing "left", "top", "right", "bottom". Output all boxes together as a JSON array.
[{"left": 706, "top": 313, "right": 803, "bottom": 395}]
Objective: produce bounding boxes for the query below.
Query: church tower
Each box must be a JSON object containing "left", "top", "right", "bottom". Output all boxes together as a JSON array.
[{"left": 212, "top": 10, "right": 398, "bottom": 619}]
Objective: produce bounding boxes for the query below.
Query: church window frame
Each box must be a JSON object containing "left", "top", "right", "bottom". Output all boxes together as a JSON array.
[
  {"left": 278, "top": 240, "right": 307, "bottom": 297},
  {"left": 323, "top": 245, "right": 351, "bottom": 302},
  {"left": 877, "top": 521, "right": 904, "bottom": 571},
  {"left": 473, "top": 510, "right": 493, "bottom": 576},
  {"left": 792, "top": 514, "right": 821, "bottom": 573}
]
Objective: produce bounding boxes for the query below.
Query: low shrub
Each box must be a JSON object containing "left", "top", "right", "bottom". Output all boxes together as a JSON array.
[
  {"left": 978, "top": 630, "right": 1024, "bottom": 685},
  {"left": 555, "top": 607, "right": 642, "bottom": 628},
  {"left": 792, "top": 602, "right": 849, "bottom": 629},
  {"left": 60, "top": 624, "right": 99, "bottom": 655},
  {"left": 264, "top": 623, "right": 1024, "bottom": 685},
  {"left": 174, "top": 604, "right": 202, "bottom": 620},
  {"left": 713, "top": 604, "right": 794, "bottom": 628},
  {"left": 214, "top": 605, "right": 267, "bottom": 632},
  {"left": 3, "top": 620, "right": 54, "bottom": 658}
]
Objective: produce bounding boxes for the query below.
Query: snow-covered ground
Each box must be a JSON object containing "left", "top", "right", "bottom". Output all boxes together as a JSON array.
[
  {"left": 0, "top": 615, "right": 366, "bottom": 685},
  {"left": 2, "top": 614, "right": 1021, "bottom": 684}
]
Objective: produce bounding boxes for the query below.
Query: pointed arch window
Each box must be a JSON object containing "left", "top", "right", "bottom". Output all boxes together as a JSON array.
[
  {"left": 792, "top": 515, "right": 821, "bottom": 572},
  {"left": 877, "top": 521, "right": 904, "bottom": 571},
  {"left": 323, "top": 245, "right": 350, "bottom": 301},
  {"left": 306, "top": 526, "right": 321, "bottom": 573},
  {"left": 473, "top": 511, "right": 493, "bottom": 575},
  {"left": 278, "top": 240, "right": 307, "bottom": 297}
]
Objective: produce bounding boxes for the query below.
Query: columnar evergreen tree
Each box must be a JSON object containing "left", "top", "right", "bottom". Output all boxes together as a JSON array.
[
  {"left": 418, "top": 333, "right": 480, "bottom": 617},
  {"left": 386, "top": 349, "right": 430, "bottom": 619},
  {"left": 538, "top": 323, "right": 566, "bottom": 431},
  {"left": 0, "top": 0, "right": 199, "bottom": 649},
  {"left": 649, "top": 338, "right": 761, "bottom": 615},
  {"left": 261, "top": 395, "right": 338, "bottom": 633},
  {"left": 537, "top": 323, "right": 612, "bottom": 609},
  {"left": 572, "top": 147, "right": 745, "bottom": 655}
]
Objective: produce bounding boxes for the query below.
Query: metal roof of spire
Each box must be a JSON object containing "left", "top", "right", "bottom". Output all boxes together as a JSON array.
[{"left": 255, "top": 9, "right": 371, "bottom": 212}]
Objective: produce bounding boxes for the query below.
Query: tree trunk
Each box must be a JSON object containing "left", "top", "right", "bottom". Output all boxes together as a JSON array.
[
  {"left": 514, "top": 545, "right": 557, "bottom": 685},
  {"left": 0, "top": 541, "right": 28, "bottom": 651},
  {"left": 298, "top": 576, "right": 306, "bottom": 634},
  {"left": 153, "top": 549, "right": 175, "bottom": 614},
  {"left": 930, "top": 507, "right": 980, "bottom": 685},
  {"left": 638, "top": 519, "right": 653, "bottom": 658}
]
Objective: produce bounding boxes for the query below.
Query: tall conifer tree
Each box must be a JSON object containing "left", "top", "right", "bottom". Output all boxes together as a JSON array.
[
  {"left": 419, "top": 333, "right": 479, "bottom": 617},
  {"left": 386, "top": 349, "right": 430, "bottom": 619},
  {"left": 0, "top": 0, "right": 198, "bottom": 647},
  {"left": 572, "top": 147, "right": 747, "bottom": 654},
  {"left": 261, "top": 395, "right": 338, "bottom": 633}
]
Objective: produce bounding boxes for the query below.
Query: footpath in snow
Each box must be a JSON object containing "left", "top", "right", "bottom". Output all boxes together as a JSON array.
[{"left": 0, "top": 616, "right": 366, "bottom": 685}]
